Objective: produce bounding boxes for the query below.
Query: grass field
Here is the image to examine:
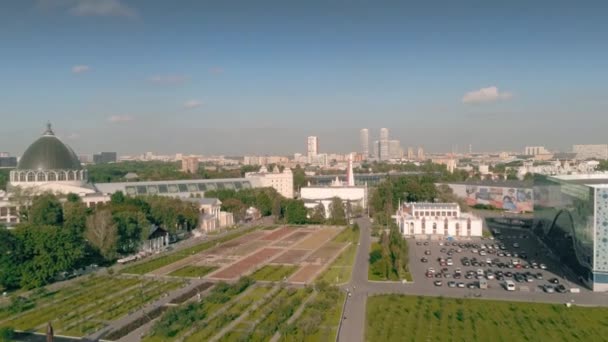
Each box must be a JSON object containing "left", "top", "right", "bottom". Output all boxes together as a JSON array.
[
  {"left": 280, "top": 287, "right": 345, "bottom": 342},
  {"left": 250, "top": 265, "right": 299, "bottom": 282},
  {"left": 366, "top": 295, "right": 608, "bottom": 342},
  {"left": 0, "top": 276, "right": 184, "bottom": 337},
  {"left": 121, "top": 226, "right": 260, "bottom": 275},
  {"left": 317, "top": 226, "right": 359, "bottom": 285},
  {"left": 168, "top": 265, "right": 218, "bottom": 278}
]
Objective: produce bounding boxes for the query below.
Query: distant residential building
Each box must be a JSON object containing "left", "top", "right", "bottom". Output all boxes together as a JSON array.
[
  {"left": 181, "top": 156, "right": 199, "bottom": 173},
  {"left": 407, "top": 147, "right": 414, "bottom": 160},
  {"left": 372, "top": 140, "right": 380, "bottom": 159},
  {"left": 307, "top": 136, "right": 319, "bottom": 161},
  {"left": 379, "top": 128, "right": 389, "bottom": 161},
  {"left": 389, "top": 140, "right": 402, "bottom": 159},
  {"left": 394, "top": 202, "right": 483, "bottom": 237},
  {"left": 93, "top": 152, "right": 117, "bottom": 164},
  {"left": 417, "top": 147, "right": 425, "bottom": 161},
  {"left": 573, "top": 144, "right": 608, "bottom": 160},
  {"left": 245, "top": 165, "right": 294, "bottom": 198},
  {"left": 244, "top": 155, "right": 289, "bottom": 166},
  {"left": 478, "top": 164, "right": 490, "bottom": 175},
  {"left": 432, "top": 158, "right": 456, "bottom": 173},
  {"left": 0, "top": 152, "right": 9, "bottom": 158},
  {"left": 360, "top": 128, "right": 369, "bottom": 158},
  {"left": 524, "top": 146, "right": 549, "bottom": 156}
]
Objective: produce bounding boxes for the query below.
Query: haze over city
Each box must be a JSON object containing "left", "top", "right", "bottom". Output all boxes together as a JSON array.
[{"left": 1, "top": 0, "right": 607, "bottom": 156}]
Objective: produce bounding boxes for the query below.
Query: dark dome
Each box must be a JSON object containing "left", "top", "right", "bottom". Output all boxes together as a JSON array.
[{"left": 17, "top": 124, "right": 82, "bottom": 171}]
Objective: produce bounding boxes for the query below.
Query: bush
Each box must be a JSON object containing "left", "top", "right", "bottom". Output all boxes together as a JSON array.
[{"left": 0, "top": 327, "right": 14, "bottom": 342}]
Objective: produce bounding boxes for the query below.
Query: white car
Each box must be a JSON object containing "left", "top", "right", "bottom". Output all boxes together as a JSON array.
[
  {"left": 505, "top": 280, "right": 516, "bottom": 291},
  {"left": 487, "top": 274, "right": 495, "bottom": 280},
  {"left": 540, "top": 264, "right": 547, "bottom": 270}
]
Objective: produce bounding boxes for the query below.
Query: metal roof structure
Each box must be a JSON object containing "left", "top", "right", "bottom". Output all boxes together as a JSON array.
[
  {"left": 17, "top": 123, "right": 82, "bottom": 170},
  {"left": 94, "top": 178, "right": 252, "bottom": 197}
]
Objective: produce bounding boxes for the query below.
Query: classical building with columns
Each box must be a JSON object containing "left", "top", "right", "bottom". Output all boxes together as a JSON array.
[{"left": 393, "top": 202, "right": 483, "bottom": 238}]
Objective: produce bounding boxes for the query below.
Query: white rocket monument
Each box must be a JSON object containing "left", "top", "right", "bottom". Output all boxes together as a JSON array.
[{"left": 347, "top": 153, "right": 355, "bottom": 186}]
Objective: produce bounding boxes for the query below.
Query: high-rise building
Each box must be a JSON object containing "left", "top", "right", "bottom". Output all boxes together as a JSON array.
[
  {"left": 307, "top": 136, "right": 318, "bottom": 161},
  {"left": 389, "top": 140, "right": 402, "bottom": 159},
  {"left": 181, "top": 156, "right": 199, "bottom": 173},
  {"left": 573, "top": 144, "right": 608, "bottom": 160},
  {"left": 0, "top": 152, "right": 9, "bottom": 158},
  {"left": 417, "top": 147, "right": 425, "bottom": 161},
  {"left": 373, "top": 141, "right": 379, "bottom": 159},
  {"left": 93, "top": 152, "right": 117, "bottom": 164},
  {"left": 379, "top": 128, "right": 389, "bottom": 161},
  {"left": 407, "top": 147, "right": 414, "bottom": 160},
  {"left": 524, "top": 146, "right": 549, "bottom": 156},
  {"left": 360, "top": 129, "right": 369, "bottom": 158}
]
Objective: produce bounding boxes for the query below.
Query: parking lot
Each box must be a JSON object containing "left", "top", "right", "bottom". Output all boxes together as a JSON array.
[{"left": 409, "top": 226, "right": 588, "bottom": 297}]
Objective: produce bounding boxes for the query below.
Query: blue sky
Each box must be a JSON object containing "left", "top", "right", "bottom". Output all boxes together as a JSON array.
[{"left": 1, "top": 0, "right": 607, "bottom": 156}]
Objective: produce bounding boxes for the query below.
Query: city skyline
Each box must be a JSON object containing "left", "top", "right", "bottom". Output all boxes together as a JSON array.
[{"left": 1, "top": 1, "right": 607, "bottom": 155}]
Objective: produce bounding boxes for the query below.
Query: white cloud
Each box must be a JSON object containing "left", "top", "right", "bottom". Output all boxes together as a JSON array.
[
  {"left": 183, "top": 100, "right": 203, "bottom": 109},
  {"left": 67, "top": 0, "right": 137, "bottom": 17},
  {"left": 462, "top": 86, "right": 512, "bottom": 104},
  {"left": 108, "top": 115, "right": 134, "bottom": 123},
  {"left": 72, "top": 65, "right": 90, "bottom": 74},
  {"left": 147, "top": 74, "right": 188, "bottom": 85}
]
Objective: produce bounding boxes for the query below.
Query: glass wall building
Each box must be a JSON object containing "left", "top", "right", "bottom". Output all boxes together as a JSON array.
[{"left": 534, "top": 174, "right": 608, "bottom": 291}]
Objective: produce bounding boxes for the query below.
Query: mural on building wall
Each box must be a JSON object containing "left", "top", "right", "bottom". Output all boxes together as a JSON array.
[{"left": 443, "top": 183, "right": 534, "bottom": 212}]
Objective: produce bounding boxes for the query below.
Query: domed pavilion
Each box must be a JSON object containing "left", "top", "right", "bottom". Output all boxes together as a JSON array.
[{"left": 9, "top": 123, "right": 95, "bottom": 195}]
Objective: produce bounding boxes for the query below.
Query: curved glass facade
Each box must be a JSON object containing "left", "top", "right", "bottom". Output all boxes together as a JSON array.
[{"left": 533, "top": 175, "right": 608, "bottom": 291}]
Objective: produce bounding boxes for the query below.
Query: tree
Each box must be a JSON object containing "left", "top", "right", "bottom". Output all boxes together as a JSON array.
[
  {"left": 27, "top": 193, "right": 63, "bottom": 226},
  {"left": 328, "top": 197, "right": 346, "bottom": 225},
  {"left": 63, "top": 198, "right": 88, "bottom": 234},
  {"left": 85, "top": 210, "right": 118, "bottom": 260},
  {"left": 292, "top": 165, "right": 306, "bottom": 191},
  {"left": 309, "top": 203, "right": 326, "bottom": 224},
  {"left": 283, "top": 200, "right": 308, "bottom": 224},
  {"left": 110, "top": 191, "right": 125, "bottom": 204},
  {"left": 255, "top": 191, "right": 273, "bottom": 216},
  {"left": 222, "top": 198, "right": 247, "bottom": 222},
  {"left": 0, "top": 228, "right": 23, "bottom": 290},
  {"left": 113, "top": 211, "right": 149, "bottom": 255},
  {"left": 15, "top": 224, "right": 85, "bottom": 289}
]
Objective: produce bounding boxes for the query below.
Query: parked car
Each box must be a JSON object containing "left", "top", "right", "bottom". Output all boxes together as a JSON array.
[
  {"left": 425, "top": 250, "right": 432, "bottom": 255},
  {"left": 543, "top": 284, "right": 555, "bottom": 293},
  {"left": 448, "top": 281, "right": 457, "bottom": 288},
  {"left": 549, "top": 278, "right": 559, "bottom": 284},
  {"left": 434, "top": 280, "right": 443, "bottom": 286},
  {"left": 505, "top": 280, "right": 516, "bottom": 291},
  {"left": 556, "top": 284, "right": 568, "bottom": 293},
  {"left": 421, "top": 257, "right": 428, "bottom": 263}
]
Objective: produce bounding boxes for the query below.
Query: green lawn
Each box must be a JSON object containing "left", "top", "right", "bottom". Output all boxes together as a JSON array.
[
  {"left": 0, "top": 276, "right": 184, "bottom": 337},
  {"left": 279, "top": 287, "right": 345, "bottom": 342},
  {"left": 168, "top": 265, "right": 218, "bottom": 278},
  {"left": 250, "top": 265, "right": 298, "bottom": 282},
  {"left": 121, "top": 226, "right": 260, "bottom": 275},
  {"left": 184, "top": 286, "right": 272, "bottom": 341},
  {"left": 366, "top": 295, "right": 608, "bottom": 342}
]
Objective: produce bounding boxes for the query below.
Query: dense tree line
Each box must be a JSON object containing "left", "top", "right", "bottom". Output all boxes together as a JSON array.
[
  {"left": 0, "top": 192, "right": 199, "bottom": 291},
  {"left": 87, "top": 161, "right": 261, "bottom": 183},
  {"left": 369, "top": 229, "right": 410, "bottom": 280}
]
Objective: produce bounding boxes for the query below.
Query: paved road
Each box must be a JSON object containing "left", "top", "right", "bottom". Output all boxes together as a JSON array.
[{"left": 337, "top": 217, "right": 371, "bottom": 342}]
